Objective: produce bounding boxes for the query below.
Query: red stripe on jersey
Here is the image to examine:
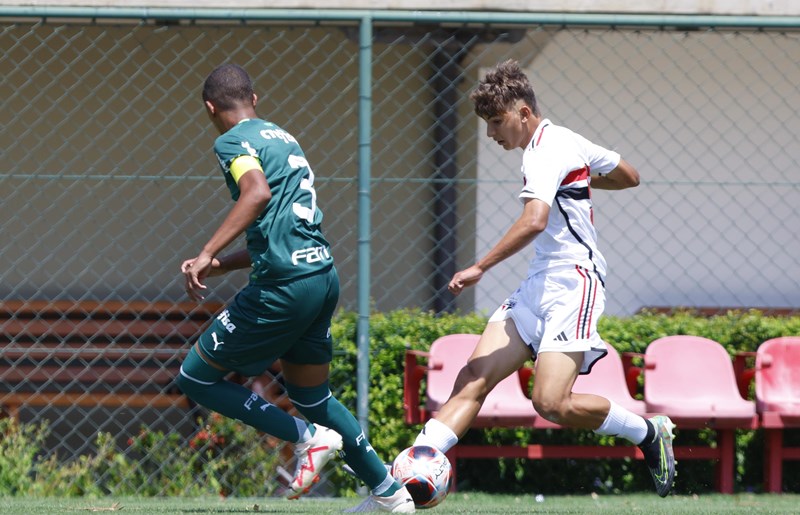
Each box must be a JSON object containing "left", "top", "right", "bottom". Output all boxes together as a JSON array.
[
  {"left": 561, "top": 166, "right": 590, "bottom": 187},
  {"left": 536, "top": 125, "right": 547, "bottom": 146}
]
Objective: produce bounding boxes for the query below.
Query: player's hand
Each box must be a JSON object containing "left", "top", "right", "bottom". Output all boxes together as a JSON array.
[
  {"left": 206, "top": 257, "right": 227, "bottom": 277},
  {"left": 448, "top": 265, "right": 484, "bottom": 296},
  {"left": 181, "top": 253, "right": 215, "bottom": 301}
]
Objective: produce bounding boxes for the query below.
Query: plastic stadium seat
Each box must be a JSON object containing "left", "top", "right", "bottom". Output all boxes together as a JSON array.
[
  {"left": 644, "top": 335, "right": 757, "bottom": 422},
  {"left": 755, "top": 336, "right": 800, "bottom": 492},
  {"left": 643, "top": 335, "right": 758, "bottom": 493},
  {"left": 425, "top": 334, "right": 538, "bottom": 427}
]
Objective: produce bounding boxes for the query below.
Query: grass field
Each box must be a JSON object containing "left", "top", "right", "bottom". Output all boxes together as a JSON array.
[{"left": 1, "top": 493, "right": 798, "bottom": 514}]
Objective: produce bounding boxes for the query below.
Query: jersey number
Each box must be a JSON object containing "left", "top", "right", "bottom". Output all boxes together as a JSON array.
[{"left": 288, "top": 155, "right": 317, "bottom": 224}]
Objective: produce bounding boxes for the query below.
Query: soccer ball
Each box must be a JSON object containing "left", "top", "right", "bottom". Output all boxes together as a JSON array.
[{"left": 391, "top": 445, "right": 452, "bottom": 509}]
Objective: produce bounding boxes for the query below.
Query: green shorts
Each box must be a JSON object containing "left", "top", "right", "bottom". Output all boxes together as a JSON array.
[{"left": 196, "top": 266, "right": 339, "bottom": 376}]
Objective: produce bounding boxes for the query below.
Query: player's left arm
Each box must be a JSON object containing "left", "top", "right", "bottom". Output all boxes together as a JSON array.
[{"left": 590, "top": 158, "right": 640, "bottom": 190}]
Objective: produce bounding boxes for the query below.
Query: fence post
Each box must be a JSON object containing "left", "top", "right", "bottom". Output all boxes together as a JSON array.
[{"left": 356, "top": 14, "right": 373, "bottom": 436}]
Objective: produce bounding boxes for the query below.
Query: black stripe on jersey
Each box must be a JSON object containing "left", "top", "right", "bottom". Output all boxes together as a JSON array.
[
  {"left": 556, "top": 187, "right": 591, "bottom": 201},
  {"left": 554, "top": 197, "right": 606, "bottom": 288},
  {"left": 578, "top": 267, "right": 594, "bottom": 339}
]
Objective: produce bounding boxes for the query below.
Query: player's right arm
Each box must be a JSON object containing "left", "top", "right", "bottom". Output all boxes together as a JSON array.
[
  {"left": 205, "top": 248, "right": 251, "bottom": 277},
  {"left": 448, "top": 198, "right": 548, "bottom": 296}
]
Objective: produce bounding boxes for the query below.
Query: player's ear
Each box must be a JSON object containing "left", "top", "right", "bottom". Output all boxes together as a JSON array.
[
  {"left": 519, "top": 104, "right": 532, "bottom": 122},
  {"left": 252, "top": 93, "right": 258, "bottom": 107},
  {"left": 204, "top": 100, "right": 216, "bottom": 116}
]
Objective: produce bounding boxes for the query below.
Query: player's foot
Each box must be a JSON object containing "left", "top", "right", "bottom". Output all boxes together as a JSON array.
[
  {"left": 345, "top": 485, "right": 416, "bottom": 513},
  {"left": 639, "top": 415, "right": 676, "bottom": 497},
  {"left": 286, "top": 425, "right": 343, "bottom": 500}
]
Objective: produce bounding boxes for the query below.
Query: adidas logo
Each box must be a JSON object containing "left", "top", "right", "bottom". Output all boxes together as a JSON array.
[{"left": 555, "top": 331, "right": 569, "bottom": 341}]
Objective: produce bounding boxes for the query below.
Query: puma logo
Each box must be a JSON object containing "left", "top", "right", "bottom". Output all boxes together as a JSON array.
[{"left": 211, "top": 332, "right": 224, "bottom": 351}]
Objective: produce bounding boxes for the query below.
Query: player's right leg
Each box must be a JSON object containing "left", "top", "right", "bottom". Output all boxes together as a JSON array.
[
  {"left": 414, "top": 318, "right": 532, "bottom": 452},
  {"left": 176, "top": 344, "right": 316, "bottom": 443}
]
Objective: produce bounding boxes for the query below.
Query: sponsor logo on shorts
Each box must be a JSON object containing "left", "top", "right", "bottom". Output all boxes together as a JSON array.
[
  {"left": 291, "top": 245, "right": 332, "bottom": 266},
  {"left": 217, "top": 310, "right": 236, "bottom": 333}
]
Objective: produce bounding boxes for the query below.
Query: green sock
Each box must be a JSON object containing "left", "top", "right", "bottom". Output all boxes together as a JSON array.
[
  {"left": 177, "top": 347, "right": 303, "bottom": 442},
  {"left": 286, "top": 381, "right": 396, "bottom": 492}
]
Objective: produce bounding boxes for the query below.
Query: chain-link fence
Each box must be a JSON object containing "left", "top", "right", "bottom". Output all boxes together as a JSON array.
[{"left": 1, "top": 8, "right": 799, "bottom": 495}]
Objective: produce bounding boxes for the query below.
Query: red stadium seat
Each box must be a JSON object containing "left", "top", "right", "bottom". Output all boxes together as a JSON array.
[
  {"left": 755, "top": 336, "right": 800, "bottom": 492},
  {"left": 644, "top": 335, "right": 758, "bottom": 493},
  {"left": 404, "top": 333, "right": 755, "bottom": 493},
  {"left": 425, "top": 334, "right": 538, "bottom": 427}
]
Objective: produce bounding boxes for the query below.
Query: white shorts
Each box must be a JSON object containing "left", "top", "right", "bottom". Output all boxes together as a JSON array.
[{"left": 488, "top": 265, "right": 607, "bottom": 374}]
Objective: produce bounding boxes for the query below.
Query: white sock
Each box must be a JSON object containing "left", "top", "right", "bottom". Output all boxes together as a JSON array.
[
  {"left": 593, "top": 400, "right": 648, "bottom": 445},
  {"left": 413, "top": 418, "right": 459, "bottom": 453},
  {"left": 295, "top": 419, "right": 313, "bottom": 443}
]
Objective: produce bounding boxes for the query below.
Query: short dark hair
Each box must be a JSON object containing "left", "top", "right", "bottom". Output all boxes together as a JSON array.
[
  {"left": 470, "top": 59, "right": 540, "bottom": 119},
  {"left": 202, "top": 63, "right": 254, "bottom": 111}
]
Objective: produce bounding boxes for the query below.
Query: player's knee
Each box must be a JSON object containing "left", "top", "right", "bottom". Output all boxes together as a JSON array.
[
  {"left": 285, "top": 381, "right": 331, "bottom": 421},
  {"left": 175, "top": 369, "right": 206, "bottom": 402},
  {"left": 531, "top": 393, "right": 570, "bottom": 424}
]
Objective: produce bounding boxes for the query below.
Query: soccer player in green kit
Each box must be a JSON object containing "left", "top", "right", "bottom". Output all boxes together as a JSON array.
[{"left": 179, "top": 64, "right": 414, "bottom": 513}]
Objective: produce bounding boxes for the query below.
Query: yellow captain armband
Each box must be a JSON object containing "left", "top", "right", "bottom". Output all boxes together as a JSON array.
[{"left": 229, "top": 155, "right": 263, "bottom": 183}]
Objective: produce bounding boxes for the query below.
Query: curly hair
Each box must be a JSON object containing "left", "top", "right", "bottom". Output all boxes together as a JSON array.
[
  {"left": 202, "top": 63, "right": 254, "bottom": 111},
  {"left": 469, "top": 59, "right": 539, "bottom": 119}
]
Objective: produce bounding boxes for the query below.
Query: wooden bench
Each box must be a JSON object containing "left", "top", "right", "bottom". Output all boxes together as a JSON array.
[
  {"left": 403, "top": 334, "right": 759, "bottom": 493},
  {"left": 0, "top": 300, "right": 224, "bottom": 417}
]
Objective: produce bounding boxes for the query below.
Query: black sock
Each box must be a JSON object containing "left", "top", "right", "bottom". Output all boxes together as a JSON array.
[{"left": 640, "top": 419, "right": 656, "bottom": 447}]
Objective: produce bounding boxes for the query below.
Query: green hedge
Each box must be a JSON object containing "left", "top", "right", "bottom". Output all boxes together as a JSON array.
[{"left": 2, "top": 309, "right": 799, "bottom": 496}]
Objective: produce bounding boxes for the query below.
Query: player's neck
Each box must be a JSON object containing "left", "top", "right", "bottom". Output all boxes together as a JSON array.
[
  {"left": 518, "top": 118, "right": 540, "bottom": 149},
  {"left": 219, "top": 108, "right": 258, "bottom": 132}
]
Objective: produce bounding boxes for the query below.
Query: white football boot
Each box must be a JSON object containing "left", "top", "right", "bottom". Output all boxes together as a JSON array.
[
  {"left": 286, "top": 425, "right": 343, "bottom": 499},
  {"left": 345, "top": 484, "right": 416, "bottom": 513}
]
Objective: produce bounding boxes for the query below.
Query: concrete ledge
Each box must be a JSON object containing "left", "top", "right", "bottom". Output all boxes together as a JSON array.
[{"left": 0, "top": 1, "right": 798, "bottom": 17}]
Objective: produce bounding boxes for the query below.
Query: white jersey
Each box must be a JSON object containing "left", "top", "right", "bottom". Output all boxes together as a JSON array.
[{"left": 520, "top": 119, "right": 620, "bottom": 281}]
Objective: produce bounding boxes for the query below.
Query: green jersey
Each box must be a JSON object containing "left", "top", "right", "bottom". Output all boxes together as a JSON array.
[{"left": 213, "top": 118, "right": 332, "bottom": 283}]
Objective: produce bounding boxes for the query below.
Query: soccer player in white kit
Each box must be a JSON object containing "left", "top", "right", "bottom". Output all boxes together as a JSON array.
[{"left": 413, "top": 60, "right": 676, "bottom": 497}]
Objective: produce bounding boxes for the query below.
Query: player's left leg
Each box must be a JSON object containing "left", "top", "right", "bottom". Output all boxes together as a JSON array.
[
  {"left": 532, "top": 350, "right": 675, "bottom": 496},
  {"left": 530, "top": 350, "right": 614, "bottom": 428},
  {"left": 282, "top": 363, "right": 412, "bottom": 511},
  {"left": 278, "top": 267, "right": 412, "bottom": 510},
  {"left": 534, "top": 266, "right": 674, "bottom": 496}
]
